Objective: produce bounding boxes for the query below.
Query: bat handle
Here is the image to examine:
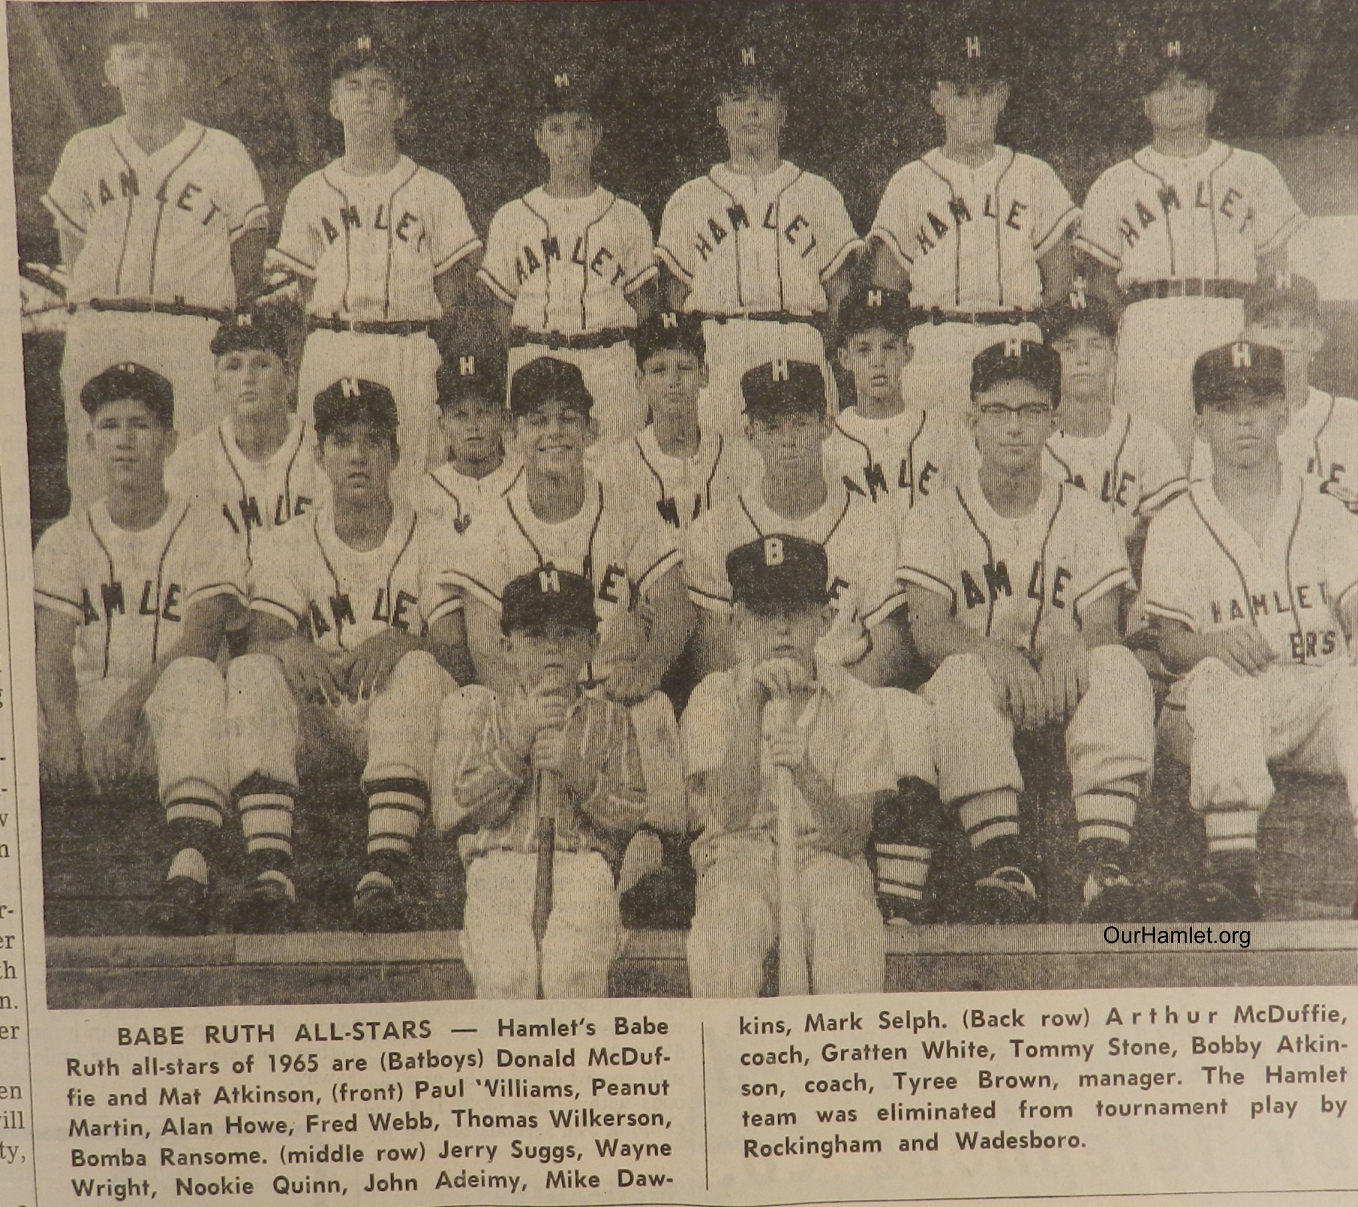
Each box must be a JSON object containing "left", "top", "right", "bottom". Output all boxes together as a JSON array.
[
  {"left": 531, "top": 769, "right": 561, "bottom": 999},
  {"left": 766, "top": 697, "right": 809, "bottom": 996}
]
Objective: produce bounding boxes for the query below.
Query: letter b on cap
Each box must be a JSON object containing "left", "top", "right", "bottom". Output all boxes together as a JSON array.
[{"left": 763, "top": 537, "right": 784, "bottom": 567}]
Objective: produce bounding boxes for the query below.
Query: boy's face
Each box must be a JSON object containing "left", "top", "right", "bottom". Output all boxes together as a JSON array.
[
  {"left": 969, "top": 379, "right": 1056, "bottom": 472},
  {"left": 931, "top": 80, "right": 1008, "bottom": 144},
  {"left": 746, "top": 410, "right": 833, "bottom": 479},
  {"left": 1051, "top": 326, "right": 1115, "bottom": 406},
  {"left": 838, "top": 327, "right": 911, "bottom": 408},
  {"left": 732, "top": 602, "right": 830, "bottom": 677},
  {"left": 214, "top": 349, "right": 292, "bottom": 423},
  {"left": 1195, "top": 391, "right": 1286, "bottom": 471},
  {"left": 1143, "top": 71, "right": 1214, "bottom": 134},
  {"left": 637, "top": 348, "right": 707, "bottom": 427},
  {"left": 1245, "top": 306, "right": 1324, "bottom": 362},
  {"left": 535, "top": 111, "right": 602, "bottom": 173},
  {"left": 717, "top": 86, "right": 786, "bottom": 145},
  {"left": 318, "top": 421, "right": 398, "bottom": 505},
  {"left": 517, "top": 399, "right": 592, "bottom": 476},
  {"left": 503, "top": 622, "right": 597, "bottom": 693},
  {"left": 105, "top": 40, "right": 184, "bottom": 110},
  {"left": 87, "top": 397, "right": 176, "bottom": 491},
  {"left": 440, "top": 392, "right": 506, "bottom": 466},
  {"left": 330, "top": 65, "right": 405, "bottom": 135}
]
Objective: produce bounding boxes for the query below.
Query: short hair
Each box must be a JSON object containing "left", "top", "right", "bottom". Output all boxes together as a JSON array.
[
  {"left": 509, "top": 357, "right": 593, "bottom": 419},
  {"left": 970, "top": 339, "right": 1062, "bottom": 403},
  {"left": 81, "top": 363, "right": 174, "bottom": 428}
]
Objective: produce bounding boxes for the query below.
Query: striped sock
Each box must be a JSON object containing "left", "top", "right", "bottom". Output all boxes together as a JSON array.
[
  {"left": 236, "top": 776, "right": 296, "bottom": 867},
  {"left": 365, "top": 777, "right": 428, "bottom": 863},
  {"left": 958, "top": 789, "right": 1020, "bottom": 852}
]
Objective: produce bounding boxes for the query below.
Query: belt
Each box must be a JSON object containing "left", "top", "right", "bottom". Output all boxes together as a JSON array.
[
  {"left": 75, "top": 298, "right": 230, "bottom": 322},
  {"left": 698, "top": 310, "right": 823, "bottom": 328},
  {"left": 1124, "top": 279, "right": 1249, "bottom": 303},
  {"left": 509, "top": 325, "right": 632, "bottom": 351},
  {"left": 308, "top": 316, "right": 431, "bottom": 336},
  {"left": 916, "top": 307, "right": 1037, "bottom": 327}
]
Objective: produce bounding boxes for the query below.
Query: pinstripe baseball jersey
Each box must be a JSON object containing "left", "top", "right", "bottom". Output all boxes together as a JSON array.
[
  {"left": 1044, "top": 407, "right": 1187, "bottom": 540},
  {"left": 413, "top": 459, "right": 521, "bottom": 536},
  {"left": 478, "top": 187, "right": 656, "bottom": 334},
  {"left": 657, "top": 162, "right": 861, "bottom": 315},
  {"left": 825, "top": 405, "right": 964, "bottom": 523},
  {"left": 271, "top": 156, "right": 480, "bottom": 322},
  {"left": 1074, "top": 142, "right": 1306, "bottom": 287},
  {"left": 248, "top": 507, "right": 460, "bottom": 654},
  {"left": 164, "top": 414, "right": 323, "bottom": 562},
  {"left": 1141, "top": 476, "right": 1358, "bottom": 666},
  {"left": 869, "top": 148, "right": 1079, "bottom": 311},
  {"left": 41, "top": 118, "right": 268, "bottom": 309},
  {"left": 898, "top": 462, "right": 1132, "bottom": 652},
  {"left": 33, "top": 498, "right": 246, "bottom": 689}
]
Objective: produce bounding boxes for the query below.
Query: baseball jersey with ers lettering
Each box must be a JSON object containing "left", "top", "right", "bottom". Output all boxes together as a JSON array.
[
  {"left": 870, "top": 148, "right": 1079, "bottom": 311},
  {"left": 478, "top": 187, "right": 657, "bottom": 333},
  {"left": 248, "top": 508, "right": 461, "bottom": 654},
  {"left": 271, "top": 156, "right": 480, "bottom": 322},
  {"left": 657, "top": 163, "right": 860, "bottom": 314},
  {"left": 33, "top": 498, "right": 247, "bottom": 691},
  {"left": 1141, "top": 476, "right": 1358, "bottom": 667},
  {"left": 1074, "top": 142, "right": 1305, "bottom": 287},
  {"left": 825, "top": 406, "right": 963, "bottom": 526},
  {"left": 413, "top": 459, "right": 522, "bottom": 537},
  {"left": 1044, "top": 407, "right": 1187, "bottom": 541},
  {"left": 42, "top": 117, "right": 268, "bottom": 309},
  {"left": 898, "top": 462, "right": 1132, "bottom": 652},
  {"left": 164, "top": 414, "right": 324, "bottom": 563}
]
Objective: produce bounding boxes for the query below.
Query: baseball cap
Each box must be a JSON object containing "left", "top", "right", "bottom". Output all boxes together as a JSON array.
[
  {"left": 1192, "top": 341, "right": 1285, "bottom": 410},
  {"left": 631, "top": 311, "right": 707, "bottom": 367},
  {"left": 330, "top": 33, "right": 404, "bottom": 86},
  {"left": 81, "top": 362, "right": 175, "bottom": 426},
  {"left": 727, "top": 535, "right": 830, "bottom": 617},
  {"left": 837, "top": 286, "right": 914, "bottom": 344},
  {"left": 970, "top": 338, "right": 1062, "bottom": 401},
  {"left": 104, "top": 3, "right": 186, "bottom": 54},
  {"left": 437, "top": 347, "right": 507, "bottom": 410},
  {"left": 1040, "top": 284, "right": 1119, "bottom": 343},
  {"left": 209, "top": 310, "right": 290, "bottom": 361},
  {"left": 741, "top": 360, "right": 827, "bottom": 419},
  {"left": 1137, "top": 35, "right": 1216, "bottom": 91},
  {"left": 312, "top": 377, "right": 399, "bottom": 441},
  {"left": 500, "top": 567, "right": 599, "bottom": 635},
  {"left": 532, "top": 67, "right": 603, "bottom": 123},
  {"left": 928, "top": 31, "right": 1011, "bottom": 86},
  {"left": 714, "top": 43, "right": 791, "bottom": 101},
  {"left": 1244, "top": 271, "right": 1321, "bottom": 325},
  {"left": 509, "top": 357, "right": 594, "bottom": 419}
]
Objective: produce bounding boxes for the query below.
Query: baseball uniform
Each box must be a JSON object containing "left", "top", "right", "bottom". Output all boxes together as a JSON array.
[
  {"left": 657, "top": 163, "right": 861, "bottom": 435},
  {"left": 869, "top": 147, "right": 1077, "bottom": 412},
  {"left": 413, "top": 458, "right": 521, "bottom": 537},
  {"left": 43, "top": 116, "right": 268, "bottom": 510},
  {"left": 270, "top": 155, "right": 481, "bottom": 504},
  {"left": 1074, "top": 141, "right": 1306, "bottom": 456},
  {"left": 479, "top": 186, "right": 657, "bottom": 443},
  {"left": 1143, "top": 476, "right": 1358, "bottom": 855}
]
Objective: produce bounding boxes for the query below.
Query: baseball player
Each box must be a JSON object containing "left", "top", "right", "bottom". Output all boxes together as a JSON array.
[
  {"left": 269, "top": 34, "right": 482, "bottom": 507},
  {"left": 33, "top": 364, "right": 246, "bottom": 935},
  {"left": 898, "top": 340, "right": 1156, "bottom": 922},
  {"left": 225, "top": 379, "right": 467, "bottom": 933},
  {"left": 43, "top": 4, "right": 269, "bottom": 513},
  {"left": 414, "top": 347, "right": 520, "bottom": 537},
  {"left": 1142, "top": 341, "right": 1358, "bottom": 920},
  {"left": 1040, "top": 288, "right": 1187, "bottom": 550},
  {"left": 1074, "top": 37, "right": 1307, "bottom": 458},
  {"left": 432, "top": 570, "right": 647, "bottom": 999},
  {"left": 477, "top": 69, "right": 658, "bottom": 445},
  {"left": 163, "top": 310, "right": 323, "bottom": 566},
  {"left": 869, "top": 31, "right": 1078, "bottom": 415},
  {"left": 656, "top": 45, "right": 861, "bottom": 438},
  {"left": 826, "top": 285, "right": 966, "bottom": 528},
  {"left": 685, "top": 361, "right": 909, "bottom": 686},
  {"left": 684, "top": 536, "right": 921, "bottom": 996}
]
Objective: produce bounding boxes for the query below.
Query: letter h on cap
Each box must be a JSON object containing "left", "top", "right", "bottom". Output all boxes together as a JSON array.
[
  {"left": 554, "top": 72, "right": 570, "bottom": 88},
  {"left": 966, "top": 35, "right": 981, "bottom": 58},
  {"left": 866, "top": 289, "right": 883, "bottom": 307},
  {"left": 1231, "top": 342, "right": 1252, "bottom": 368},
  {"left": 1004, "top": 335, "right": 1024, "bottom": 358},
  {"left": 341, "top": 377, "right": 361, "bottom": 398},
  {"left": 1166, "top": 40, "right": 1182, "bottom": 59},
  {"left": 458, "top": 356, "right": 476, "bottom": 377},
  {"left": 771, "top": 358, "right": 790, "bottom": 382},
  {"left": 538, "top": 567, "right": 561, "bottom": 594},
  {"left": 661, "top": 312, "right": 679, "bottom": 328},
  {"left": 741, "top": 47, "right": 757, "bottom": 67}
]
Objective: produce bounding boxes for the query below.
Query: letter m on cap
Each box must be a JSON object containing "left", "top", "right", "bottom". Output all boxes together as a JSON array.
[
  {"left": 458, "top": 356, "right": 476, "bottom": 377},
  {"left": 966, "top": 35, "right": 981, "bottom": 58},
  {"left": 1231, "top": 342, "right": 1252, "bottom": 368},
  {"left": 538, "top": 567, "right": 561, "bottom": 594}
]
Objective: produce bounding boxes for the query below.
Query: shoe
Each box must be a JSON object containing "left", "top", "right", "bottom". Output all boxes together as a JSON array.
[
  {"left": 1196, "top": 877, "right": 1262, "bottom": 923},
  {"left": 620, "top": 865, "right": 695, "bottom": 929},
  {"left": 148, "top": 877, "right": 208, "bottom": 937},
  {"left": 1081, "top": 865, "right": 1141, "bottom": 923},
  {"left": 353, "top": 878, "right": 408, "bottom": 933},
  {"left": 969, "top": 866, "right": 1040, "bottom": 923},
  {"left": 1143, "top": 876, "right": 1200, "bottom": 922},
  {"left": 232, "top": 873, "right": 295, "bottom": 934}
]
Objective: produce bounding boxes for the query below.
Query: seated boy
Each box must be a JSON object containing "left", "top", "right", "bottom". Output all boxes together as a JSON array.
[
  {"left": 684, "top": 536, "right": 926, "bottom": 996},
  {"left": 414, "top": 345, "right": 520, "bottom": 537},
  {"left": 432, "top": 569, "right": 648, "bottom": 998},
  {"left": 1143, "top": 341, "right": 1358, "bottom": 920},
  {"left": 226, "top": 378, "right": 468, "bottom": 932},
  {"left": 34, "top": 364, "right": 246, "bottom": 935},
  {"left": 899, "top": 340, "right": 1156, "bottom": 922}
]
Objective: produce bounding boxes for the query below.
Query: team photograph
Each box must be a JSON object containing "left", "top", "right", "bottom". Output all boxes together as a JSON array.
[{"left": 7, "top": 0, "right": 1356, "bottom": 1006}]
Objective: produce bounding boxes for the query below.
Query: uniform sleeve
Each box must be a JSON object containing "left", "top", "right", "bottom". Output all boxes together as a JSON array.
[
  {"left": 855, "top": 518, "right": 908, "bottom": 628},
  {"left": 868, "top": 166, "right": 917, "bottom": 272},
  {"left": 32, "top": 521, "right": 84, "bottom": 620},
  {"left": 476, "top": 203, "right": 520, "bottom": 305},
  {"left": 428, "top": 174, "right": 482, "bottom": 276},
  {"left": 1138, "top": 510, "right": 1197, "bottom": 630},
  {"left": 620, "top": 202, "right": 658, "bottom": 294},
  {"left": 1321, "top": 497, "right": 1358, "bottom": 614},
  {"left": 1133, "top": 419, "right": 1188, "bottom": 518},
  {"left": 1249, "top": 155, "right": 1307, "bottom": 258},
  {"left": 811, "top": 179, "right": 863, "bottom": 282},
  {"left": 441, "top": 511, "right": 508, "bottom": 610},
  {"left": 896, "top": 496, "right": 959, "bottom": 610},
  {"left": 656, "top": 186, "right": 695, "bottom": 285},
  {"left": 1029, "top": 158, "right": 1081, "bottom": 258},
  {"left": 1071, "top": 169, "right": 1123, "bottom": 270},
  {"left": 679, "top": 674, "right": 730, "bottom": 777},
  {"left": 41, "top": 132, "right": 92, "bottom": 238},
  {"left": 247, "top": 526, "right": 307, "bottom": 630},
  {"left": 270, "top": 180, "right": 320, "bottom": 278},
  {"left": 1069, "top": 495, "right": 1132, "bottom": 618},
  {"left": 219, "top": 135, "right": 269, "bottom": 242},
  {"left": 181, "top": 508, "right": 248, "bottom": 611},
  {"left": 626, "top": 507, "right": 682, "bottom": 600},
  {"left": 683, "top": 511, "right": 734, "bottom": 613},
  {"left": 417, "top": 522, "right": 466, "bottom": 627}
]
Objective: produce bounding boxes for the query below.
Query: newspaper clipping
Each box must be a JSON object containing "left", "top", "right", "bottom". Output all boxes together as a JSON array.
[{"left": 0, "top": 1, "right": 1354, "bottom": 1204}]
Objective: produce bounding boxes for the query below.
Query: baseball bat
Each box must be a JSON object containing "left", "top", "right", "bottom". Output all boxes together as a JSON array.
[
  {"left": 531, "top": 768, "right": 561, "bottom": 999},
  {"left": 767, "top": 697, "right": 809, "bottom": 996}
]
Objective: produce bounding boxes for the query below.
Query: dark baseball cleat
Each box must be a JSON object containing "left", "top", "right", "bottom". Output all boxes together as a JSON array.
[
  {"left": 353, "top": 879, "right": 409, "bottom": 933},
  {"left": 1080, "top": 865, "right": 1141, "bottom": 923},
  {"left": 232, "top": 874, "right": 295, "bottom": 934},
  {"left": 148, "top": 877, "right": 208, "bottom": 937},
  {"left": 969, "top": 866, "right": 1040, "bottom": 923},
  {"left": 1196, "top": 878, "right": 1262, "bottom": 924},
  {"left": 878, "top": 891, "right": 929, "bottom": 928},
  {"left": 1143, "top": 876, "right": 1201, "bottom": 922}
]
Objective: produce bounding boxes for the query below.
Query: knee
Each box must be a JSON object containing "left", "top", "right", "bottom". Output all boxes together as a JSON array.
[
  {"left": 1088, "top": 644, "right": 1153, "bottom": 700},
  {"left": 386, "top": 649, "right": 453, "bottom": 698},
  {"left": 226, "top": 654, "right": 289, "bottom": 714},
  {"left": 927, "top": 654, "right": 992, "bottom": 707},
  {"left": 155, "top": 656, "right": 223, "bottom": 703}
]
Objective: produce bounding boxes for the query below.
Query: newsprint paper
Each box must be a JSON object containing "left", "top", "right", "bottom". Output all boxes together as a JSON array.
[{"left": 0, "top": 2, "right": 1354, "bottom": 1206}]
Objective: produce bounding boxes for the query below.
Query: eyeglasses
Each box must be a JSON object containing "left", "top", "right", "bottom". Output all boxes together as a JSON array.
[{"left": 975, "top": 403, "right": 1054, "bottom": 421}]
